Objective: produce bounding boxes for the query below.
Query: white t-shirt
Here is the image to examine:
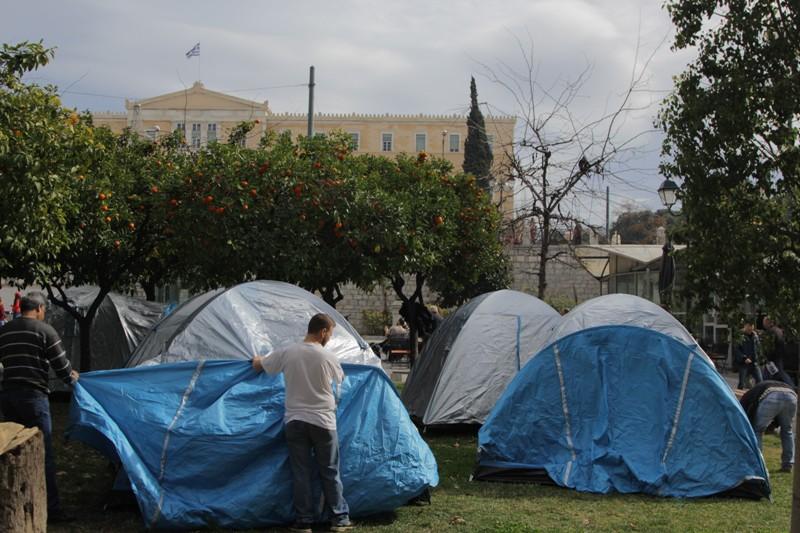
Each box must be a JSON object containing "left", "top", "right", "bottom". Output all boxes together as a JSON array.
[{"left": 261, "top": 341, "right": 345, "bottom": 430}]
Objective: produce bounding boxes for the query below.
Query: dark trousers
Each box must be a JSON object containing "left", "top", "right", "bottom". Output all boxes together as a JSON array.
[
  {"left": 0, "top": 389, "right": 61, "bottom": 512},
  {"left": 737, "top": 362, "right": 763, "bottom": 389},
  {"left": 284, "top": 420, "right": 349, "bottom": 525}
]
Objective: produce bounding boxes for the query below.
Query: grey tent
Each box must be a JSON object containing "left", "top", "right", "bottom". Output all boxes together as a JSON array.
[
  {"left": 541, "top": 293, "right": 705, "bottom": 354},
  {"left": 401, "top": 290, "right": 560, "bottom": 426},
  {"left": 46, "top": 287, "right": 164, "bottom": 390},
  {"left": 127, "top": 280, "right": 380, "bottom": 367}
]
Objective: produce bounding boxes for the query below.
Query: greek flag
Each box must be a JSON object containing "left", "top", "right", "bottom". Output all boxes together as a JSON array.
[{"left": 185, "top": 43, "right": 200, "bottom": 59}]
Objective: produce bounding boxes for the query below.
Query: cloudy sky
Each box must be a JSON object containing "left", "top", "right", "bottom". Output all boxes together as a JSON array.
[{"left": 3, "top": 0, "right": 695, "bottom": 226}]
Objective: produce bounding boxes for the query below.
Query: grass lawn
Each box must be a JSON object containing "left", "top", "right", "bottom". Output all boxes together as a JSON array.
[{"left": 48, "top": 398, "right": 792, "bottom": 532}]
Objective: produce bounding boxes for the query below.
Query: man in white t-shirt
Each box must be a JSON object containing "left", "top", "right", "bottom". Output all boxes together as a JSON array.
[{"left": 252, "top": 313, "right": 352, "bottom": 532}]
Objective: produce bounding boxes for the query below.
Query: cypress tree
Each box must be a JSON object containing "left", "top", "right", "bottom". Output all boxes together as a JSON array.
[{"left": 463, "top": 76, "right": 494, "bottom": 194}]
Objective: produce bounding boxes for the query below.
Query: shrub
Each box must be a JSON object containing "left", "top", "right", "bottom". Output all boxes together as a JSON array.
[{"left": 362, "top": 309, "right": 391, "bottom": 336}]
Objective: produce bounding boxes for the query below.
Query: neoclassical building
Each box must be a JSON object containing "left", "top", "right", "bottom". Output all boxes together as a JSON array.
[{"left": 92, "top": 81, "right": 517, "bottom": 217}]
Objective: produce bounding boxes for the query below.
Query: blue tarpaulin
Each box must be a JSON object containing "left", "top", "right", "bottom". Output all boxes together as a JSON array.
[
  {"left": 475, "top": 325, "right": 770, "bottom": 499},
  {"left": 68, "top": 361, "right": 438, "bottom": 529}
]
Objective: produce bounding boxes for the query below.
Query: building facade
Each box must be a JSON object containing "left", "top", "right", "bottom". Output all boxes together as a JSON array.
[{"left": 92, "top": 81, "right": 517, "bottom": 217}]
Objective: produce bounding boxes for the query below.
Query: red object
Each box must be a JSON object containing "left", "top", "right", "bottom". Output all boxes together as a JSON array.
[{"left": 12, "top": 292, "right": 22, "bottom": 314}]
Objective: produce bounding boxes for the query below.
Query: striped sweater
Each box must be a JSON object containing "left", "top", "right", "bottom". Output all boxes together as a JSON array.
[{"left": 0, "top": 317, "right": 73, "bottom": 394}]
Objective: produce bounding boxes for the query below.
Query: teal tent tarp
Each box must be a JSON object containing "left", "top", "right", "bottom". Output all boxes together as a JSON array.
[
  {"left": 68, "top": 361, "right": 438, "bottom": 529},
  {"left": 475, "top": 326, "right": 769, "bottom": 499}
]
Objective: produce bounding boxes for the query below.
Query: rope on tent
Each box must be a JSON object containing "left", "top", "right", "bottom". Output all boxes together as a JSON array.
[
  {"left": 150, "top": 360, "right": 206, "bottom": 528},
  {"left": 662, "top": 351, "right": 695, "bottom": 464},
  {"left": 515, "top": 315, "right": 522, "bottom": 371},
  {"left": 553, "top": 344, "right": 577, "bottom": 485}
]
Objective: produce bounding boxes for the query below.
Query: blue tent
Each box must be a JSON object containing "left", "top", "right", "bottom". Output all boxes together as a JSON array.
[
  {"left": 68, "top": 361, "right": 438, "bottom": 529},
  {"left": 475, "top": 325, "right": 770, "bottom": 499}
]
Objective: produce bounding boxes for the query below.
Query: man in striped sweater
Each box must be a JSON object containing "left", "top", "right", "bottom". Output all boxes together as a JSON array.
[{"left": 0, "top": 291, "right": 79, "bottom": 523}]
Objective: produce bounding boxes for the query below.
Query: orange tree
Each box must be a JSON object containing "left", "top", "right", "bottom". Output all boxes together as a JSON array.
[
  {"left": 167, "top": 121, "right": 275, "bottom": 289},
  {"left": 259, "top": 131, "right": 371, "bottom": 305},
  {"left": 0, "top": 41, "right": 97, "bottom": 283},
  {"left": 171, "top": 128, "right": 372, "bottom": 308},
  {"left": 354, "top": 152, "right": 510, "bottom": 359},
  {"left": 44, "top": 127, "right": 185, "bottom": 371}
]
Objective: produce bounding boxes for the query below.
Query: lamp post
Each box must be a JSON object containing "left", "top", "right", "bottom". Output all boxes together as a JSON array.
[
  {"left": 441, "top": 130, "right": 447, "bottom": 157},
  {"left": 657, "top": 178, "right": 680, "bottom": 309},
  {"left": 658, "top": 178, "right": 680, "bottom": 213}
]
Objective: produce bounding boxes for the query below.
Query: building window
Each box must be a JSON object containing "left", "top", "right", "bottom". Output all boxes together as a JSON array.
[
  {"left": 487, "top": 134, "right": 494, "bottom": 153},
  {"left": 207, "top": 123, "right": 217, "bottom": 144},
  {"left": 191, "top": 123, "right": 201, "bottom": 148},
  {"left": 415, "top": 133, "right": 426, "bottom": 152},
  {"left": 449, "top": 133, "right": 460, "bottom": 153},
  {"left": 349, "top": 132, "right": 360, "bottom": 150},
  {"left": 174, "top": 122, "right": 185, "bottom": 139},
  {"left": 382, "top": 133, "right": 393, "bottom": 152}
]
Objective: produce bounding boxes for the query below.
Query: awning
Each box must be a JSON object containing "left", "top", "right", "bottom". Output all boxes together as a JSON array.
[{"left": 574, "top": 244, "right": 686, "bottom": 279}]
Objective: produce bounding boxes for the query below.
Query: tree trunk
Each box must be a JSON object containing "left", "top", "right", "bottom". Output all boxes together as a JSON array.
[
  {"left": 792, "top": 404, "right": 800, "bottom": 533},
  {"left": 46, "top": 285, "right": 110, "bottom": 373},
  {"left": 143, "top": 281, "right": 156, "bottom": 302},
  {"left": 538, "top": 216, "right": 550, "bottom": 299},
  {"left": 319, "top": 285, "right": 343, "bottom": 309},
  {"left": 407, "top": 303, "right": 419, "bottom": 365},
  {"left": 0, "top": 423, "right": 47, "bottom": 533},
  {"left": 390, "top": 275, "right": 422, "bottom": 366},
  {"left": 78, "top": 316, "right": 93, "bottom": 373}
]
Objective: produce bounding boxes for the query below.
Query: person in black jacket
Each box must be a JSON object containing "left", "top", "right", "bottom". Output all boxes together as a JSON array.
[
  {"left": 735, "top": 322, "right": 763, "bottom": 389},
  {"left": 762, "top": 317, "right": 794, "bottom": 385},
  {"left": 0, "top": 292, "right": 79, "bottom": 522},
  {"left": 740, "top": 380, "right": 797, "bottom": 473}
]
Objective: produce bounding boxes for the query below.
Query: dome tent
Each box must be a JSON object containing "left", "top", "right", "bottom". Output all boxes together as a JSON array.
[
  {"left": 474, "top": 324, "right": 770, "bottom": 499},
  {"left": 46, "top": 287, "right": 163, "bottom": 389},
  {"left": 540, "top": 293, "right": 701, "bottom": 351},
  {"left": 68, "top": 361, "right": 438, "bottom": 529},
  {"left": 401, "top": 290, "right": 561, "bottom": 426},
  {"left": 127, "top": 280, "right": 379, "bottom": 367}
]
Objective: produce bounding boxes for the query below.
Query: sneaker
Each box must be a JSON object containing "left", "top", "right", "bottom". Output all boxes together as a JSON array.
[
  {"left": 330, "top": 520, "right": 354, "bottom": 531},
  {"left": 780, "top": 465, "right": 793, "bottom": 473},
  {"left": 47, "top": 509, "right": 76, "bottom": 524},
  {"left": 290, "top": 523, "right": 313, "bottom": 532}
]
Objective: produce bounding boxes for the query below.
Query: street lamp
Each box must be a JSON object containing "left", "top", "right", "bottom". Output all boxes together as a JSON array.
[
  {"left": 657, "top": 178, "right": 680, "bottom": 213},
  {"left": 441, "top": 130, "right": 448, "bottom": 157},
  {"left": 657, "top": 178, "right": 680, "bottom": 309}
]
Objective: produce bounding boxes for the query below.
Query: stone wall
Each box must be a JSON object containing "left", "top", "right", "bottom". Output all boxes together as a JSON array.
[
  {"left": 335, "top": 278, "right": 437, "bottom": 336},
  {"left": 507, "top": 244, "right": 603, "bottom": 306},
  {"left": 337, "top": 244, "right": 604, "bottom": 334}
]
